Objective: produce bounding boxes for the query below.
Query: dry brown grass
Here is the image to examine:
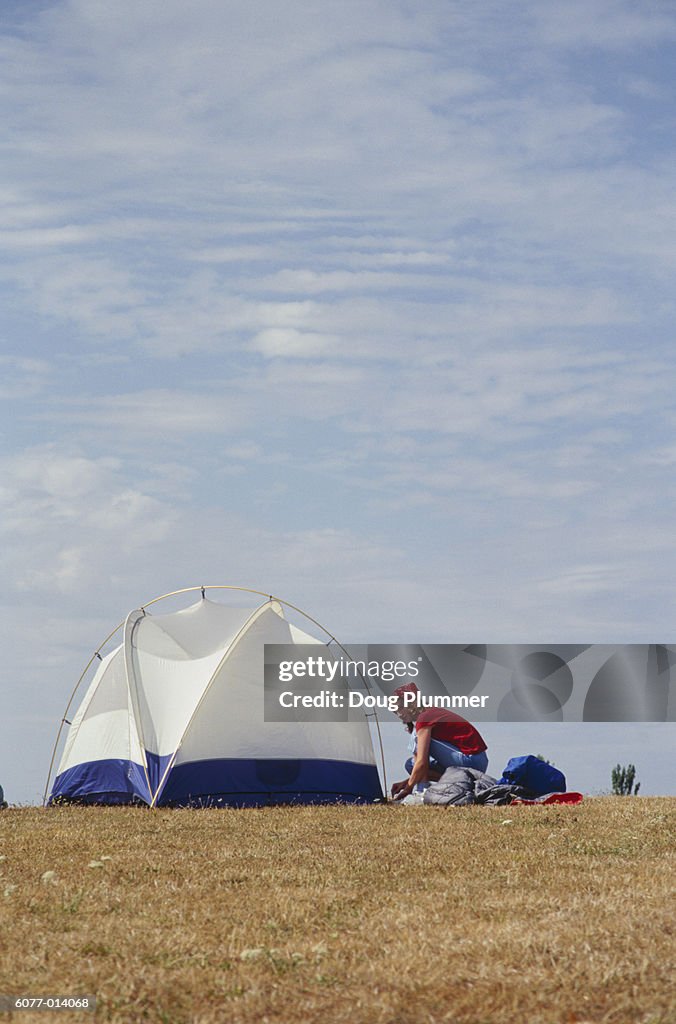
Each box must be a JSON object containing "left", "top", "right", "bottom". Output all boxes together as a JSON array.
[{"left": 0, "top": 798, "right": 674, "bottom": 1024}]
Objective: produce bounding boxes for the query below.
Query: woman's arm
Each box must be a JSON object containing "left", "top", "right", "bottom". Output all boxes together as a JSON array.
[{"left": 393, "top": 727, "right": 432, "bottom": 799}]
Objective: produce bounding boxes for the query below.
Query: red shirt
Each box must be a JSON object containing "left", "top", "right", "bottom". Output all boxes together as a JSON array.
[{"left": 415, "top": 709, "right": 487, "bottom": 755}]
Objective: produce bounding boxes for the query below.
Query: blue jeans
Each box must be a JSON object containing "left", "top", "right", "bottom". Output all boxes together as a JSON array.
[{"left": 406, "top": 739, "right": 488, "bottom": 776}]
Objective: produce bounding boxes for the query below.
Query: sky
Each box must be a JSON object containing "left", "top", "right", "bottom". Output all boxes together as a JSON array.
[{"left": 1, "top": 1, "right": 675, "bottom": 804}]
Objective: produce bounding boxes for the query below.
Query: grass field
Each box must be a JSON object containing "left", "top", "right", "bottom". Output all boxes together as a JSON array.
[{"left": 0, "top": 798, "right": 674, "bottom": 1024}]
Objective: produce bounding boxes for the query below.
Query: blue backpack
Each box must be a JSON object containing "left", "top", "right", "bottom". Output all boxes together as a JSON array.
[{"left": 499, "top": 755, "right": 566, "bottom": 796}]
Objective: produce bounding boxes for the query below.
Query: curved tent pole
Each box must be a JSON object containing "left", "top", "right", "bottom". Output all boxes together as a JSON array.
[
  {"left": 44, "top": 585, "right": 388, "bottom": 805},
  {"left": 149, "top": 597, "right": 276, "bottom": 807},
  {"left": 306, "top": 633, "right": 387, "bottom": 799},
  {"left": 42, "top": 620, "right": 128, "bottom": 807}
]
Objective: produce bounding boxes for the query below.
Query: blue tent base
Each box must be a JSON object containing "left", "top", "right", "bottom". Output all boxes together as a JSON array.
[
  {"left": 50, "top": 757, "right": 383, "bottom": 807},
  {"left": 49, "top": 758, "right": 151, "bottom": 805}
]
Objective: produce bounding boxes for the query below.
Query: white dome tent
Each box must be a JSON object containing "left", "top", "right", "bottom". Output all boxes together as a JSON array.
[{"left": 45, "top": 586, "right": 385, "bottom": 807}]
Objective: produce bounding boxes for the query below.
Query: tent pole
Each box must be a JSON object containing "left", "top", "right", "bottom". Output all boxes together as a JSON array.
[{"left": 42, "top": 619, "right": 127, "bottom": 807}]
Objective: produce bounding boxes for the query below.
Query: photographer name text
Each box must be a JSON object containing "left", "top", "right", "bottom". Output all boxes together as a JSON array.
[{"left": 278, "top": 690, "right": 490, "bottom": 711}]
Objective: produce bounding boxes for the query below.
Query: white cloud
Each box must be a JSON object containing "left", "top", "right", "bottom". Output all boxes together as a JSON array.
[
  {"left": 535, "top": 3, "right": 676, "bottom": 49},
  {"left": 52, "top": 389, "right": 251, "bottom": 435},
  {"left": 0, "top": 356, "right": 51, "bottom": 399},
  {"left": 538, "top": 564, "right": 626, "bottom": 596},
  {"left": 0, "top": 447, "right": 180, "bottom": 595},
  {"left": 251, "top": 327, "right": 337, "bottom": 358},
  {"left": 0, "top": 226, "right": 94, "bottom": 249}
]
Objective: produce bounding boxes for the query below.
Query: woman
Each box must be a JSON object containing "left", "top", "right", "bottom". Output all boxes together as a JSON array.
[{"left": 390, "top": 682, "right": 489, "bottom": 801}]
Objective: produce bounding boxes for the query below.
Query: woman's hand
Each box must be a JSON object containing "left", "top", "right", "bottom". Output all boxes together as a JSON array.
[{"left": 390, "top": 779, "right": 412, "bottom": 799}]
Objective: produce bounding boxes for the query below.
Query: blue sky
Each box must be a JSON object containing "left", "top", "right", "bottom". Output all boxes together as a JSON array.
[{"left": 1, "top": 1, "right": 675, "bottom": 803}]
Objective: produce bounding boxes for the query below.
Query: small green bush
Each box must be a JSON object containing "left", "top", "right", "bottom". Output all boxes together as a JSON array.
[{"left": 611, "top": 763, "right": 641, "bottom": 796}]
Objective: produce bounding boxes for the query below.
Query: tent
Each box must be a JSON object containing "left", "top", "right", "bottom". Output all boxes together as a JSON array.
[{"left": 47, "top": 588, "right": 384, "bottom": 807}]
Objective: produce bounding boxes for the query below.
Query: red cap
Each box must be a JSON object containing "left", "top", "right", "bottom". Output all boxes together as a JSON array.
[{"left": 393, "top": 682, "right": 419, "bottom": 700}]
